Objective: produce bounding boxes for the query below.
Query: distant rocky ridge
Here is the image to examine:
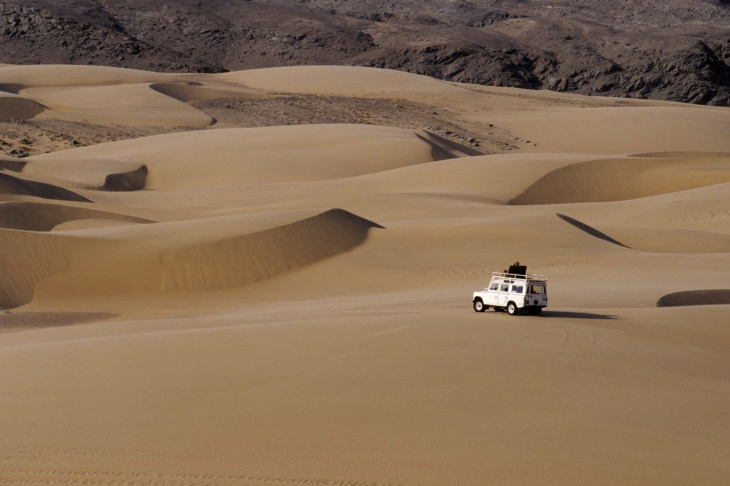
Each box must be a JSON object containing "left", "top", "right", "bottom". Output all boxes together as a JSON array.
[{"left": 1, "top": 0, "right": 729, "bottom": 105}]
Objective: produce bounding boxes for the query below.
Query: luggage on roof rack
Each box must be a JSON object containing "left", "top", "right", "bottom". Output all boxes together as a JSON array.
[{"left": 508, "top": 265, "right": 526, "bottom": 276}]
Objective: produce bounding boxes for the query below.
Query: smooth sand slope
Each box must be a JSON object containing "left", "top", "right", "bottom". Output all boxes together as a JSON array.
[{"left": 1, "top": 65, "right": 729, "bottom": 486}]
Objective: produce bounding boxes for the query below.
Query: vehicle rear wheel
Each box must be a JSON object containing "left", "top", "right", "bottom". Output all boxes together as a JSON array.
[
  {"left": 507, "top": 302, "right": 518, "bottom": 316},
  {"left": 534, "top": 307, "right": 543, "bottom": 314},
  {"left": 473, "top": 299, "right": 486, "bottom": 312}
]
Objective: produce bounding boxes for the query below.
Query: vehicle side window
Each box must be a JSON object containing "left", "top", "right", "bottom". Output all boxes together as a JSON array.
[
  {"left": 500, "top": 284, "right": 509, "bottom": 292},
  {"left": 512, "top": 285, "right": 524, "bottom": 293},
  {"left": 489, "top": 283, "right": 499, "bottom": 291}
]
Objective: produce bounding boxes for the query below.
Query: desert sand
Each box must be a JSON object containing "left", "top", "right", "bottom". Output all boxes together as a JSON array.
[{"left": 1, "top": 64, "right": 729, "bottom": 485}]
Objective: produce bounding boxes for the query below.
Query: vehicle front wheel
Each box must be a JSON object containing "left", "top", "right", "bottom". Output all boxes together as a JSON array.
[
  {"left": 473, "top": 299, "right": 486, "bottom": 312},
  {"left": 507, "top": 302, "right": 518, "bottom": 316}
]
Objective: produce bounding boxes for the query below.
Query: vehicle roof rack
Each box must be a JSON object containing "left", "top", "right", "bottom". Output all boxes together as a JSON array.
[{"left": 491, "top": 271, "right": 547, "bottom": 282}]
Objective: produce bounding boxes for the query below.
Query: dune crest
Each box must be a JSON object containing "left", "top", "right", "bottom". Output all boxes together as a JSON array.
[
  {"left": 214, "top": 65, "right": 457, "bottom": 97},
  {"left": 163, "top": 209, "right": 383, "bottom": 292}
]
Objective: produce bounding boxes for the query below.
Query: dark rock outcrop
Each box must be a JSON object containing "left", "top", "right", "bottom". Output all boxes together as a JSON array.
[{"left": 0, "top": 1, "right": 728, "bottom": 105}]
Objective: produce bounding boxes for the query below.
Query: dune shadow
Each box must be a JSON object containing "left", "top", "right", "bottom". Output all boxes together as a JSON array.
[
  {"left": 100, "top": 165, "right": 148, "bottom": 191},
  {"left": 557, "top": 213, "right": 630, "bottom": 248},
  {"left": 657, "top": 289, "right": 730, "bottom": 307},
  {"left": 415, "top": 131, "right": 483, "bottom": 160},
  {"left": 0, "top": 312, "right": 116, "bottom": 334},
  {"left": 0, "top": 159, "right": 25, "bottom": 172},
  {"left": 0, "top": 172, "right": 91, "bottom": 202},
  {"left": 0, "top": 95, "right": 46, "bottom": 121},
  {"left": 0, "top": 201, "right": 153, "bottom": 231},
  {"left": 628, "top": 151, "right": 730, "bottom": 159},
  {"left": 0, "top": 83, "right": 24, "bottom": 94},
  {"left": 540, "top": 310, "right": 619, "bottom": 320},
  {"left": 150, "top": 82, "right": 264, "bottom": 103}
]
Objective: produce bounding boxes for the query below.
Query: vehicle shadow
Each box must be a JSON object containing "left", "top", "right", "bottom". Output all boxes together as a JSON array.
[{"left": 539, "top": 310, "right": 619, "bottom": 320}]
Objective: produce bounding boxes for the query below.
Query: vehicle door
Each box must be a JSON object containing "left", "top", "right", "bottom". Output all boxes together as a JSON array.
[
  {"left": 510, "top": 283, "right": 525, "bottom": 308},
  {"left": 532, "top": 283, "right": 547, "bottom": 305},
  {"left": 528, "top": 282, "right": 547, "bottom": 306},
  {"left": 485, "top": 282, "right": 500, "bottom": 306},
  {"left": 498, "top": 282, "right": 510, "bottom": 307}
]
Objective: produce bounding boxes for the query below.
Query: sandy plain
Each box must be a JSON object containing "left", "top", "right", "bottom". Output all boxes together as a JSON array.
[{"left": 0, "top": 64, "right": 729, "bottom": 485}]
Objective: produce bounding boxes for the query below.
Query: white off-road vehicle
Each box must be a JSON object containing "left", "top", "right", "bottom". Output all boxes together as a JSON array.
[{"left": 472, "top": 265, "right": 547, "bottom": 316}]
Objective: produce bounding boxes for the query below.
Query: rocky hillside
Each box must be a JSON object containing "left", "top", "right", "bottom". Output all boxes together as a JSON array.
[{"left": 1, "top": 0, "right": 729, "bottom": 105}]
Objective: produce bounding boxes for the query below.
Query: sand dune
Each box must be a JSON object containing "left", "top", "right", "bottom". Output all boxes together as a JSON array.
[
  {"left": 0, "top": 205, "right": 381, "bottom": 309},
  {"left": 493, "top": 106, "right": 730, "bottom": 154},
  {"left": 511, "top": 153, "right": 730, "bottom": 204},
  {"left": 33, "top": 124, "right": 467, "bottom": 190},
  {"left": 0, "top": 65, "right": 216, "bottom": 126},
  {"left": 0, "top": 64, "right": 174, "bottom": 92},
  {"left": 214, "top": 65, "right": 462, "bottom": 98},
  {"left": 161, "top": 209, "right": 383, "bottom": 292},
  {"left": 0, "top": 202, "right": 153, "bottom": 308},
  {"left": 23, "top": 83, "right": 214, "bottom": 126},
  {"left": 1, "top": 65, "right": 729, "bottom": 486},
  {"left": 0, "top": 229, "right": 69, "bottom": 308}
]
